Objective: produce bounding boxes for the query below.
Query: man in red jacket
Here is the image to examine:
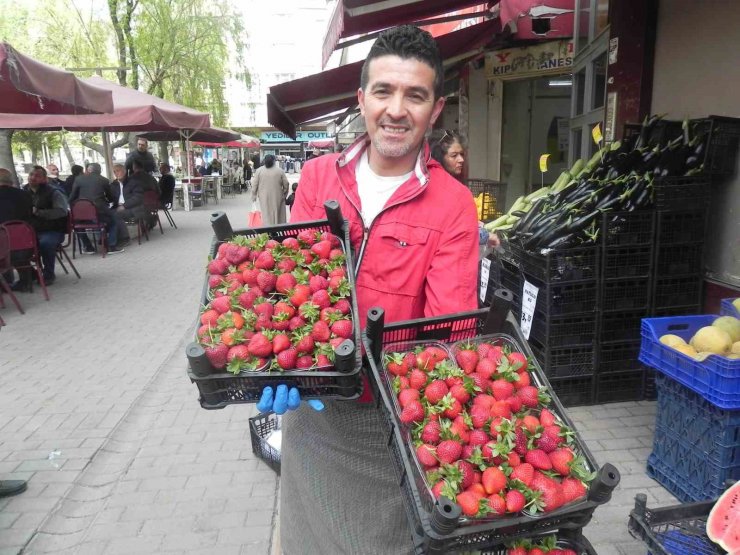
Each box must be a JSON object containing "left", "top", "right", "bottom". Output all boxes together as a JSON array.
[{"left": 265, "top": 26, "right": 479, "bottom": 553}]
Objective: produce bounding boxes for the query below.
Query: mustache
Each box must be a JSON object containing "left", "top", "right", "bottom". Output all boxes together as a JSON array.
[{"left": 378, "top": 119, "right": 410, "bottom": 128}]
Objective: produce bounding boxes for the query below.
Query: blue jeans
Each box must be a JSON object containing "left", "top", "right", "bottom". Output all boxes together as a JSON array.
[{"left": 37, "top": 231, "right": 65, "bottom": 279}]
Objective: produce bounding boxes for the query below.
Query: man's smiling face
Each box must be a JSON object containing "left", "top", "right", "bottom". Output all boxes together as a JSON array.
[{"left": 358, "top": 55, "right": 444, "bottom": 175}]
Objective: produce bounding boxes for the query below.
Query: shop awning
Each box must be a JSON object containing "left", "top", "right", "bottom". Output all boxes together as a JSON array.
[
  {"left": 322, "top": 0, "right": 490, "bottom": 67},
  {"left": 272, "top": 18, "right": 502, "bottom": 138},
  {"left": 499, "top": 0, "right": 574, "bottom": 39},
  {"left": 139, "top": 127, "right": 241, "bottom": 144},
  {"left": 0, "top": 42, "right": 113, "bottom": 115},
  {"left": 307, "top": 139, "right": 336, "bottom": 149}
]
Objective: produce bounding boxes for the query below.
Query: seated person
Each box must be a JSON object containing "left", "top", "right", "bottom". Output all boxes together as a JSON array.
[
  {"left": 23, "top": 166, "right": 68, "bottom": 285},
  {"left": 0, "top": 169, "right": 34, "bottom": 290},
  {"left": 63, "top": 164, "right": 83, "bottom": 197},
  {"left": 158, "top": 163, "right": 176, "bottom": 208},
  {"left": 69, "top": 163, "right": 124, "bottom": 254},
  {"left": 116, "top": 159, "right": 149, "bottom": 224}
]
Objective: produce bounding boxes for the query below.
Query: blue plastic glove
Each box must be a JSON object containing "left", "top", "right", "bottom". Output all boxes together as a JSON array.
[
  {"left": 478, "top": 226, "right": 490, "bottom": 245},
  {"left": 256, "top": 385, "right": 325, "bottom": 415}
]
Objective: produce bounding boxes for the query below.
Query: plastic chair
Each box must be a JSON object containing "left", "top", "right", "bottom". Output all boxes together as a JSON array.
[
  {"left": 56, "top": 214, "right": 81, "bottom": 279},
  {"left": 204, "top": 177, "right": 218, "bottom": 204},
  {"left": 71, "top": 199, "right": 108, "bottom": 258},
  {"left": 143, "top": 190, "right": 164, "bottom": 235},
  {"left": 0, "top": 226, "right": 24, "bottom": 315},
  {"left": 184, "top": 178, "right": 204, "bottom": 207},
  {"left": 1, "top": 220, "right": 49, "bottom": 301}
]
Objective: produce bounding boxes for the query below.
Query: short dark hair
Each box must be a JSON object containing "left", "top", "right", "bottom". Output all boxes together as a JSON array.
[
  {"left": 87, "top": 162, "right": 102, "bottom": 174},
  {"left": 263, "top": 154, "right": 275, "bottom": 169},
  {"left": 361, "top": 25, "right": 444, "bottom": 99},
  {"left": 71, "top": 164, "right": 84, "bottom": 176},
  {"left": 31, "top": 165, "right": 47, "bottom": 176}
]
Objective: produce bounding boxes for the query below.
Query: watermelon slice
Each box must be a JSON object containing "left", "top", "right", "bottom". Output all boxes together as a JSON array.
[{"left": 707, "top": 481, "right": 740, "bottom": 554}]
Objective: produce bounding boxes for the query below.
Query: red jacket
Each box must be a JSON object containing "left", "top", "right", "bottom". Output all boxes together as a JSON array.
[{"left": 291, "top": 135, "right": 479, "bottom": 326}]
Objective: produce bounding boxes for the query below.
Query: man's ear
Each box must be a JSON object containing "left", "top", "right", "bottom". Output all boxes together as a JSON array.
[
  {"left": 430, "top": 96, "right": 446, "bottom": 126},
  {"left": 357, "top": 87, "right": 365, "bottom": 117}
]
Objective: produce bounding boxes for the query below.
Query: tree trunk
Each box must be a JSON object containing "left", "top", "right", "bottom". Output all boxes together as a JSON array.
[
  {"left": 0, "top": 130, "right": 18, "bottom": 184},
  {"left": 158, "top": 142, "right": 168, "bottom": 168},
  {"left": 107, "top": 0, "right": 128, "bottom": 86},
  {"left": 123, "top": 0, "right": 139, "bottom": 90},
  {"left": 61, "top": 133, "right": 75, "bottom": 168}
]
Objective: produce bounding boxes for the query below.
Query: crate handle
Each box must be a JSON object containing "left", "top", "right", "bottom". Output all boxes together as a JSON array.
[
  {"left": 587, "top": 463, "right": 621, "bottom": 504},
  {"left": 186, "top": 342, "right": 213, "bottom": 377},
  {"left": 666, "top": 323, "right": 690, "bottom": 332},
  {"left": 365, "top": 307, "right": 385, "bottom": 363},
  {"left": 430, "top": 496, "right": 461, "bottom": 534},
  {"left": 210, "top": 211, "right": 234, "bottom": 241},
  {"left": 482, "top": 288, "right": 513, "bottom": 334},
  {"left": 333, "top": 339, "right": 356, "bottom": 373},
  {"left": 323, "top": 200, "right": 345, "bottom": 239}
]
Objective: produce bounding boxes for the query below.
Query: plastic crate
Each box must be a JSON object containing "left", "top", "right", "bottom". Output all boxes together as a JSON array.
[
  {"left": 508, "top": 243, "right": 600, "bottom": 283},
  {"left": 602, "top": 245, "right": 653, "bottom": 279},
  {"left": 600, "top": 210, "right": 655, "bottom": 247},
  {"left": 655, "top": 243, "right": 704, "bottom": 277},
  {"left": 639, "top": 315, "right": 740, "bottom": 409},
  {"left": 186, "top": 208, "right": 364, "bottom": 409},
  {"left": 628, "top": 493, "right": 725, "bottom": 555},
  {"left": 721, "top": 298, "right": 740, "bottom": 318},
  {"left": 652, "top": 276, "right": 703, "bottom": 310},
  {"left": 652, "top": 305, "right": 703, "bottom": 317},
  {"left": 701, "top": 115, "right": 740, "bottom": 178},
  {"left": 644, "top": 367, "right": 657, "bottom": 400},
  {"left": 249, "top": 411, "right": 281, "bottom": 474},
  {"left": 548, "top": 375, "right": 596, "bottom": 407},
  {"left": 602, "top": 278, "right": 651, "bottom": 311},
  {"left": 653, "top": 176, "right": 712, "bottom": 212},
  {"left": 598, "top": 341, "right": 642, "bottom": 374},
  {"left": 529, "top": 338, "right": 596, "bottom": 379},
  {"left": 596, "top": 369, "right": 646, "bottom": 403},
  {"left": 654, "top": 375, "right": 740, "bottom": 467},
  {"left": 655, "top": 210, "right": 708, "bottom": 245},
  {"left": 363, "top": 306, "right": 621, "bottom": 554},
  {"left": 481, "top": 532, "right": 598, "bottom": 555},
  {"left": 532, "top": 279, "right": 600, "bottom": 317},
  {"left": 530, "top": 312, "right": 597, "bottom": 347},
  {"left": 467, "top": 179, "right": 507, "bottom": 220},
  {"left": 599, "top": 310, "right": 646, "bottom": 343}
]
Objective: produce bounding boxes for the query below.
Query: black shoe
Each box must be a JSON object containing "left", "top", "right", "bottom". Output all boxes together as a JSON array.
[
  {"left": 108, "top": 246, "right": 124, "bottom": 254},
  {"left": 11, "top": 281, "right": 31, "bottom": 292},
  {"left": 118, "top": 239, "right": 131, "bottom": 248},
  {"left": 43, "top": 275, "right": 55, "bottom": 285},
  {"left": 0, "top": 480, "right": 27, "bottom": 498}
]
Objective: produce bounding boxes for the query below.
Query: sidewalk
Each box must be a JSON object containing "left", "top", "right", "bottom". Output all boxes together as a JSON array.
[{"left": 0, "top": 190, "right": 674, "bottom": 554}]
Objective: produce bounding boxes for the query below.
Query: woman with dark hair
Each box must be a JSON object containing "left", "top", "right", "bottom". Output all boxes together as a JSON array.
[
  {"left": 62, "top": 164, "right": 84, "bottom": 197},
  {"left": 430, "top": 129, "right": 466, "bottom": 178},
  {"left": 251, "top": 154, "right": 289, "bottom": 225}
]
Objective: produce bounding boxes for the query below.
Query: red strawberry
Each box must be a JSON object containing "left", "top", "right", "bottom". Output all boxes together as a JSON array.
[
  {"left": 482, "top": 467, "right": 507, "bottom": 495},
  {"left": 508, "top": 451, "right": 521, "bottom": 467},
  {"left": 330, "top": 319, "right": 353, "bottom": 339},
  {"left": 436, "top": 440, "right": 462, "bottom": 464},
  {"left": 217, "top": 242, "right": 230, "bottom": 258},
  {"left": 492, "top": 379, "right": 515, "bottom": 401},
  {"left": 468, "top": 429, "right": 488, "bottom": 447},
  {"left": 400, "top": 400, "right": 425, "bottom": 424},
  {"left": 456, "top": 460, "right": 475, "bottom": 489},
  {"left": 518, "top": 386, "right": 541, "bottom": 408},
  {"left": 208, "top": 258, "right": 229, "bottom": 275},
  {"left": 311, "top": 320, "right": 331, "bottom": 342},
  {"left": 416, "top": 444, "right": 437, "bottom": 467},
  {"left": 537, "top": 430, "right": 560, "bottom": 454},
  {"left": 208, "top": 275, "right": 224, "bottom": 288},
  {"left": 456, "top": 491, "right": 481, "bottom": 517},
  {"left": 288, "top": 315, "right": 306, "bottom": 331},
  {"left": 275, "top": 273, "right": 297, "bottom": 294},
  {"left": 490, "top": 401, "right": 512, "bottom": 420},
  {"left": 226, "top": 344, "right": 250, "bottom": 362},
  {"left": 514, "top": 428, "right": 528, "bottom": 456},
  {"left": 424, "top": 380, "right": 449, "bottom": 404},
  {"left": 237, "top": 290, "right": 258, "bottom": 309},
  {"left": 487, "top": 494, "right": 507, "bottom": 516},
  {"left": 311, "top": 290, "right": 331, "bottom": 309},
  {"left": 420, "top": 421, "right": 441, "bottom": 444},
  {"left": 333, "top": 298, "right": 351, "bottom": 314},
  {"left": 272, "top": 333, "right": 291, "bottom": 354},
  {"left": 197, "top": 324, "right": 212, "bottom": 340},
  {"left": 525, "top": 449, "right": 553, "bottom": 471},
  {"left": 470, "top": 373, "right": 489, "bottom": 393},
  {"left": 200, "top": 309, "right": 220, "bottom": 327},
  {"left": 539, "top": 408, "right": 557, "bottom": 427},
  {"left": 204, "top": 343, "right": 229, "bottom": 369},
  {"left": 294, "top": 333, "right": 315, "bottom": 355},
  {"left": 431, "top": 481, "right": 445, "bottom": 499},
  {"left": 298, "top": 248, "right": 314, "bottom": 264},
  {"left": 520, "top": 415, "right": 540, "bottom": 434},
  {"left": 510, "top": 463, "right": 534, "bottom": 487},
  {"left": 507, "top": 395, "right": 523, "bottom": 413},
  {"left": 320, "top": 231, "right": 341, "bottom": 248},
  {"left": 468, "top": 405, "right": 489, "bottom": 429},
  {"left": 385, "top": 353, "right": 409, "bottom": 377},
  {"left": 282, "top": 237, "right": 300, "bottom": 250},
  {"left": 549, "top": 447, "right": 575, "bottom": 477},
  {"left": 443, "top": 399, "right": 463, "bottom": 419},
  {"left": 274, "top": 301, "right": 296, "bottom": 319},
  {"left": 398, "top": 388, "right": 420, "bottom": 408},
  {"left": 533, "top": 475, "right": 564, "bottom": 512},
  {"left": 561, "top": 477, "right": 587, "bottom": 504},
  {"left": 310, "top": 240, "right": 332, "bottom": 259},
  {"left": 409, "top": 369, "right": 427, "bottom": 390},
  {"left": 276, "top": 258, "right": 297, "bottom": 273},
  {"left": 309, "top": 275, "right": 329, "bottom": 293},
  {"left": 210, "top": 295, "right": 232, "bottom": 314},
  {"left": 254, "top": 251, "right": 275, "bottom": 270},
  {"left": 476, "top": 358, "right": 497, "bottom": 379},
  {"left": 220, "top": 328, "right": 241, "bottom": 347},
  {"left": 320, "top": 307, "right": 342, "bottom": 322},
  {"left": 450, "top": 417, "right": 471, "bottom": 443},
  {"left": 455, "top": 345, "right": 479, "bottom": 374},
  {"left": 247, "top": 333, "right": 273, "bottom": 358},
  {"left": 295, "top": 355, "right": 314, "bottom": 369},
  {"left": 449, "top": 384, "right": 471, "bottom": 404},
  {"left": 256, "top": 271, "right": 276, "bottom": 293},
  {"left": 289, "top": 284, "right": 312, "bottom": 307},
  {"left": 241, "top": 268, "right": 258, "bottom": 286},
  {"left": 505, "top": 489, "right": 526, "bottom": 513},
  {"left": 508, "top": 352, "right": 527, "bottom": 371},
  {"left": 253, "top": 301, "right": 274, "bottom": 319}
]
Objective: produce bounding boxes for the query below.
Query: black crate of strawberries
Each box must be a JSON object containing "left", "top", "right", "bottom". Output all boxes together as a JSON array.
[
  {"left": 363, "top": 294, "right": 620, "bottom": 554},
  {"left": 186, "top": 202, "right": 363, "bottom": 409}
]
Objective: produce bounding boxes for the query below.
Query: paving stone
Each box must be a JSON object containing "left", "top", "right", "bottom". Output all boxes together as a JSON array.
[{"left": 216, "top": 526, "right": 273, "bottom": 546}]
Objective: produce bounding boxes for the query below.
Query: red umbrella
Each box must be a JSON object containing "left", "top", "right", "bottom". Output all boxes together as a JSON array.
[{"left": 0, "top": 42, "right": 113, "bottom": 115}]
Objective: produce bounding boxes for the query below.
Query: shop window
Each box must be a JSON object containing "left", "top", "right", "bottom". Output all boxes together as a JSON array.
[
  {"left": 574, "top": 68, "right": 586, "bottom": 115},
  {"left": 571, "top": 128, "right": 583, "bottom": 160},
  {"left": 595, "top": 0, "right": 610, "bottom": 36},
  {"left": 575, "top": 0, "right": 591, "bottom": 54},
  {"left": 592, "top": 53, "right": 607, "bottom": 110}
]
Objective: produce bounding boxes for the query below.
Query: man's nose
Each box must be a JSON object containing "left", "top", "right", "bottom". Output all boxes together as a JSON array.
[{"left": 385, "top": 92, "right": 406, "bottom": 119}]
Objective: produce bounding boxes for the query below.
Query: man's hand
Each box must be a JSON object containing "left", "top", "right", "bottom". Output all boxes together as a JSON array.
[
  {"left": 256, "top": 385, "right": 324, "bottom": 415},
  {"left": 488, "top": 232, "right": 501, "bottom": 248}
]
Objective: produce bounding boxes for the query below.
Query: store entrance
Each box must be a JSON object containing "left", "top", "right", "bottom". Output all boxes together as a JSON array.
[{"left": 501, "top": 75, "right": 572, "bottom": 203}]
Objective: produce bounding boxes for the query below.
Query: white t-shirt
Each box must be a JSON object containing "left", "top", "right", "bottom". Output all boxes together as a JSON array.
[{"left": 355, "top": 150, "right": 412, "bottom": 227}]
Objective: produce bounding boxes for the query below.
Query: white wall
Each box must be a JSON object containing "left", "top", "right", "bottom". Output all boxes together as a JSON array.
[{"left": 652, "top": 0, "right": 740, "bottom": 287}]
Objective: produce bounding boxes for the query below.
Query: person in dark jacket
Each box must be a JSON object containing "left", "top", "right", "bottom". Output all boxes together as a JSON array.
[
  {"left": 158, "top": 163, "right": 176, "bottom": 208},
  {"left": 23, "top": 166, "right": 68, "bottom": 284},
  {"left": 69, "top": 163, "right": 124, "bottom": 254},
  {"left": 108, "top": 164, "right": 131, "bottom": 245},
  {"left": 117, "top": 159, "right": 155, "bottom": 226},
  {"left": 0, "top": 168, "right": 34, "bottom": 291},
  {"left": 124, "top": 137, "right": 157, "bottom": 176},
  {"left": 62, "top": 165, "right": 83, "bottom": 197}
]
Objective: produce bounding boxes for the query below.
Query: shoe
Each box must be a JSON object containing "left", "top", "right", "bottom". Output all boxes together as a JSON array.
[
  {"left": 0, "top": 480, "right": 27, "bottom": 498},
  {"left": 81, "top": 248, "right": 96, "bottom": 255},
  {"left": 10, "top": 281, "right": 31, "bottom": 293},
  {"left": 43, "top": 275, "right": 55, "bottom": 285},
  {"left": 108, "top": 247, "right": 124, "bottom": 254},
  {"left": 118, "top": 239, "right": 131, "bottom": 248}
]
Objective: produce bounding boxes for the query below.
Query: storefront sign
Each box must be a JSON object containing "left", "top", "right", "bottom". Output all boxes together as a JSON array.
[
  {"left": 605, "top": 92, "right": 618, "bottom": 143},
  {"left": 485, "top": 40, "right": 574, "bottom": 79},
  {"left": 260, "top": 130, "right": 332, "bottom": 143},
  {"left": 520, "top": 280, "right": 539, "bottom": 340},
  {"left": 609, "top": 37, "right": 619, "bottom": 65}
]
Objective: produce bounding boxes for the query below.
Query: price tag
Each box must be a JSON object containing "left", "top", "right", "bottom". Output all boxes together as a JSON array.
[
  {"left": 539, "top": 153, "right": 550, "bottom": 172},
  {"left": 479, "top": 258, "right": 491, "bottom": 303},
  {"left": 592, "top": 123, "right": 603, "bottom": 144},
  {"left": 520, "top": 280, "right": 539, "bottom": 340}
]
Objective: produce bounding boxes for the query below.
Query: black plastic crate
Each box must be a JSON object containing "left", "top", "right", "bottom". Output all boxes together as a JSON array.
[
  {"left": 249, "top": 411, "right": 280, "bottom": 474},
  {"left": 598, "top": 341, "right": 642, "bottom": 374},
  {"left": 653, "top": 176, "right": 711, "bottom": 212},
  {"left": 600, "top": 210, "right": 655, "bottom": 247},
  {"left": 652, "top": 276, "right": 703, "bottom": 310},
  {"left": 651, "top": 305, "right": 703, "bottom": 317},
  {"left": 628, "top": 493, "right": 725, "bottom": 555},
  {"left": 363, "top": 304, "right": 621, "bottom": 555},
  {"left": 602, "top": 245, "right": 653, "bottom": 279},
  {"left": 601, "top": 278, "right": 651, "bottom": 311},
  {"left": 549, "top": 375, "right": 596, "bottom": 407},
  {"left": 530, "top": 279, "right": 600, "bottom": 317},
  {"left": 701, "top": 115, "right": 740, "bottom": 177},
  {"left": 599, "top": 310, "right": 646, "bottom": 343},
  {"left": 530, "top": 338, "right": 597, "bottom": 379},
  {"left": 655, "top": 243, "right": 704, "bottom": 276},
  {"left": 480, "top": 532, "right": 599, "bottom": 555},
  {"left": 644, "top": 367, "right": 657, "bottom": 401},
  {"left": 509, "top": 243, "right": 600, "bottom": 283},
  {"left": 655, "top": 210, "right": 708, "bottom": 245},
  {"left": 467, "top": 179, "right": 507, "bottom": 221},
  {"left": 186, "top": 206, "right": 364, "bottom": 409},
  {"left": 530, "top": 312, "right": 597, "bottom": 347},
  {"left": 596, "top": 369, "right": 647, "bottom": 403}
]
